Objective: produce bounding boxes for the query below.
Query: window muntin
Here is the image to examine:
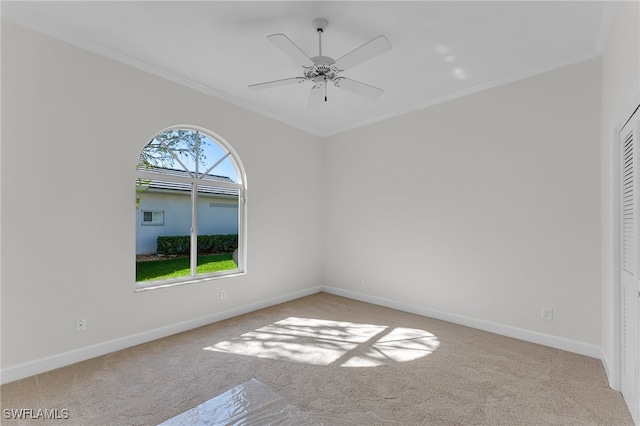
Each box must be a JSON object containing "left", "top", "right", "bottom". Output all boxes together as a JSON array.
[{"left": 135, "top": 127, "right": 246, "bottom": 290}]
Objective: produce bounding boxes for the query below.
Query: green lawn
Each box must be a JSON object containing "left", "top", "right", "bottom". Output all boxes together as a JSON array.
[{"left": 136, "top": 253, "right": 236, "bottom": 282}]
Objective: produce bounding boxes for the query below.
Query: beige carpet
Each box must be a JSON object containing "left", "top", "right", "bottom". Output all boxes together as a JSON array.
[{"left": 0, "top": 293, "right": 633, "bottom": 425}]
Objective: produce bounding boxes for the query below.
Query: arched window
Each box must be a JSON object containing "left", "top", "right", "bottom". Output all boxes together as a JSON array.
[{"left": 135, "top": 126, "right": 246, "bottom": 290}]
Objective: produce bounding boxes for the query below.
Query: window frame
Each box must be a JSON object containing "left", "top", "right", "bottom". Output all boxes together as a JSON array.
[
  {"left": 141, "top": 210, "right": 165, "bottom": 226},
  {"left": 135, "top": 125, "right": 247, "bottom": 291}
]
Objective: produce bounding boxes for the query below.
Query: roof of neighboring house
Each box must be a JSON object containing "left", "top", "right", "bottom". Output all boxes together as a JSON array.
[{"left": 137, "top": 167, "right": 239, "bottom": 197}]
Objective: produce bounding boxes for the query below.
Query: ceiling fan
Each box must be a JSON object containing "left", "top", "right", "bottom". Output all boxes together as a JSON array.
[{"left": 249, "top": 18, "right": 392, "bottom": 108}]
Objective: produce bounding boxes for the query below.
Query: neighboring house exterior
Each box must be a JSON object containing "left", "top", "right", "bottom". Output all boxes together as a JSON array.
[{"left": 136, "top": 168, "right": 239, "bottom": 254}]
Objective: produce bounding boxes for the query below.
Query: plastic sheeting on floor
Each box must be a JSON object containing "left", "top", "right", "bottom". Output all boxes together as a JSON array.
[{"left": 159, "top": 378, "right": 316, "bottom": 425}]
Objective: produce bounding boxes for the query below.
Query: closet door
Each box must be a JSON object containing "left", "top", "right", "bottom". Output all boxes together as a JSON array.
[{"left": 620, "top": 107, "right": 640, "bottom": 423}]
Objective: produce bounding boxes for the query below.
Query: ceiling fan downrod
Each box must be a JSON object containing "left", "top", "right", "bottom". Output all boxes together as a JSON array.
[{"left": 313, "top": 18, "right": 329, "bottom": 57}]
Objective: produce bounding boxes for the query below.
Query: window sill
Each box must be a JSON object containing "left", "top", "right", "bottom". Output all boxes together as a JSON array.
[{"left": 135, "top": 270, "right": 246, "bottom": 292}]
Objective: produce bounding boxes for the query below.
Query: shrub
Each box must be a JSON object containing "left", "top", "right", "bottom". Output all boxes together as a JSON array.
[
  {"left": 157, "top": 234, "right": 238, "bottom": 255},
  {"left": 157, "top": 236, "right": 190, "bottom": 255}
]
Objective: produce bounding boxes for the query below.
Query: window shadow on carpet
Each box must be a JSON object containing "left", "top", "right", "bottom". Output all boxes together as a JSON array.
[{"left": 204, "top": 316, "right": 439, "bottom": 367}]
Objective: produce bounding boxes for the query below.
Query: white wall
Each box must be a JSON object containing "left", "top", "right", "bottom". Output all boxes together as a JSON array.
[
  {"left": 1, "top": 21, "right": 323, "bottom": 374},
  {"left": 600, "top": 1, "right": 640, "bottom": 387},
  {"left": 323, "top": 58, "right": 602, "bottom": 347}
]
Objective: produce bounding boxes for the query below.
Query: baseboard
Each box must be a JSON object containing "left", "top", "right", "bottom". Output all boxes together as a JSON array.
[
  {"left": 2, "top": 284, "right": 604, "bottom": 384},
  {"left": 601, "top": 348, "right": 621, "bottom": 391},
  {"left": 0, "top": 286, "right": 322, "bottom": 385},
  {"left": 321, "top": 286, "right": 602, "bottom": 359}
]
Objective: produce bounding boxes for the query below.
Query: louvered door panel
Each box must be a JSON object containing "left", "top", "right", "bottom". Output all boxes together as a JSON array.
[{"left": 622, "top": 128, "right": 637, "bottom": 274}]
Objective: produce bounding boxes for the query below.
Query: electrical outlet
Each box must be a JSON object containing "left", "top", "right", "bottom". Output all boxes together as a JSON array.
[
  {"left": 220, "top": 290, "right": 227, "bottom": 300},
  {"left": 76, "top": 319, "right": 87, "bottom": 332},
  {"left": 541, "top": 307, "right": 553, "bottom": 321}
]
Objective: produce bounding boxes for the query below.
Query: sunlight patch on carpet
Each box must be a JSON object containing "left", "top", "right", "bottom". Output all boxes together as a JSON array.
[{"left": 204, "top": 317, "right": 439, "bottom": 367}]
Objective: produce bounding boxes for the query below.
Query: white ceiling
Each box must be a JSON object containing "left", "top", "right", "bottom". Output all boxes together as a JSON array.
[{"left": 2, "top": 1, "right": 606, "bottom": 136}]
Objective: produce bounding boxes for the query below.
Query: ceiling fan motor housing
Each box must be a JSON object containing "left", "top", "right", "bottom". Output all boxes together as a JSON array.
[
  {"left": 312, "top": 56, "right": 334, "bottom": 67},
  {"left": 305, "top": 55, "right": 339, "bottom": 82}
]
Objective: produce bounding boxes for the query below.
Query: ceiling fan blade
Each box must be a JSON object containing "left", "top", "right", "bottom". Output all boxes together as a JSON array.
[
  {"left": 334, "top": 78, "right": 384, "bottom": 99},
  {"left": 249, "top": 77, "right": 306, "bottom": 90},
  {"left": 307, "top": 84, "right": 325, "bottom": 110},
  {"left": 334, "top": 35, "right": 392, "bottom": 71},
  {"left": 267, "top": 34, "right": 315, "bottom": 67}
]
